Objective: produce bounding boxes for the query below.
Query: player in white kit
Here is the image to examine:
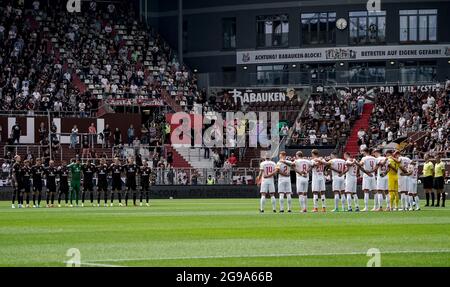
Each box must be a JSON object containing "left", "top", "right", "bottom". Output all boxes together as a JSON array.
[
  {"left": 359, "top": 148, "right": 377, "bottom": 212},
  {"left": 257, "top": 155, "right": 277, "bottom": 213},
  {"left": 292, "top": 151, "right": 311, "bottom": 213},
  {"left": 343, "top": 152, "right": 360, "bottom": 212},
  {"left": 407, "top": 161, "right": 420, "bottom": 211},
  {"left": 398, "top": 154, "right": 412, "bottom": 211},
  {"left": 327, "top": 152, "right": 347, "bottom": 212},
  {"left": 374, "top": 149, "right": 389, "bottom": 211},
  {"left": 276, "top": 151, "right": 293, "bottom": 213},
  {"left": 310, "top": 149, "right": 327, "bottom": 212}
]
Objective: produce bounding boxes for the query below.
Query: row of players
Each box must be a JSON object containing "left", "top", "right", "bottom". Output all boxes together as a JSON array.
[
  {"left": 257, "top": 149, "right": 446, "bottom": 213},
  {"left": 10, "top": 156, "right": 156, "bottom": 208}
]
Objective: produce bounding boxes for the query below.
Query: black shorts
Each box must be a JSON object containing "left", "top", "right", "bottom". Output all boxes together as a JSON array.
[
  {"left": 33, "top": 184, "right": 42, "bottom": 193},
  {"left": 83, "top": 183, "right": 94, "bottom": 192},
  {"left": 126, "top": 181, "right": 137, "bottom": 191},
  {"left": 434, "top": 177, "right": 444, "bottom": 190},
  {"left": 423, "top": 176, "right": 434, "bottom": 189},
  {"left": 141, "top": 184, "right": 149, "bottom": 192},
  {"left": 97, "top": 180, "right": 108, "bottom": 192},
  {"left": 59, "top": 184, "right": 69, "bottom": 194},
  {"left": 112, "top": 180, "right": 122, "bottom": 191},
  {"left": 47, "top": 183, "right": 56, "bottom": 193},
  {"left": 24, "top": 185, "right": 31, "bottom": 193}
]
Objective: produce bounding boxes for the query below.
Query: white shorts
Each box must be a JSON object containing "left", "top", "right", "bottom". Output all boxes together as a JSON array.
[
  {"left": 398, "top": 176, "right": 409, "bottom": 192},
  {"left": 376, "top": 176, "right": 388, "bottom": 191},
  {"left": 409, "top": 179, "right": 418, "bottom": 194},
  {"left": 260, "top": 180, "right": 275, "bottom": 194},
  {"left": 345, "top": 176, "right": 357, "bottom": 193},
  {"left": 278, "top": 179, "right": 292, "bottom": 194},
  {"left": 312, "top": 177, "right": 325, "bottom": 192},
  {"left": 296, "top": 178, "right": 308, "bottom": 194},
  {"left": 332, "top": 177, "right": 345, "bottom": 192},
  {"left": 362, "top": 175, "right": 376, "bottom": 191}
]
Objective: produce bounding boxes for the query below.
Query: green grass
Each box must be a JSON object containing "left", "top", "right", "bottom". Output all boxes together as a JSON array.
[{"left": 0, "top": 199, "right": 449, "bottom": 267}]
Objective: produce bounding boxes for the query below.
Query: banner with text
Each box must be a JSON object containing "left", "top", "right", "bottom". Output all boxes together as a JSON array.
[
  {"left": 225, "top": 88, "right": 298, "bottom": 105},
  {"left": 105, "top": 98, "right": 164, "bottom": 107},
  {"left": 237, "top": 44, "right": 450, "bottom": 64}
]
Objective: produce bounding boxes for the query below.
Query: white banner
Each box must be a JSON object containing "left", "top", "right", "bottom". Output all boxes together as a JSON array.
[{"left": 237, "top": 44, "right": 450, "bottom": 64}]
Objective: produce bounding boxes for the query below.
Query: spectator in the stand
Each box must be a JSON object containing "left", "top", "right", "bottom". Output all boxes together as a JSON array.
[
  {"left": 102, "top": 124, "right": 111, "bottom": 148},
  {"left": 79, "top": 101, "right": 86, "bottom": 118},
  {"left": 11, "top": 122, "right": 21, "bottom": 144},
  {"left": 81, "top": 135, "right": 90, "bottom": 158},
  {"left": 206, "top": 175, "right": 216, "bottom": 185},
  {"left": 167, "top": 151, "right": 173, "bottom": 167},
  {"left": 167, "top": 168, "right": 175, "bottom": 185},
  {"left": 88, "top": 123, "right": 97, "bottom": 148},
  {"left": 38, "top": 122, "right": 47, "bottom": 142},
  {"left": 127, "top": 125, "right": 135, "bottom": 146},
  {"left": 191, "top": 171, "right": 198, "bottom": 185},
  {"left": 204, "top": 146, "right": 210, "bottom": 159},
  {"left": 2, "top": 160, "right": 11, "bottom": 180},
  {"left": 113, "top": 128, "right": 122, "bottom": 147},
  {"left": 357, "top": 94, "right": 365, "bottom": 116},
  {"left": 212, "top": 149, "right": 221, "bottom": 168},
  {"left": 70, "top": 125, "right": 78, "bottom": 149},
  {"left": 228, "top": 153, "right": 238, "bottom": 166},
  {"left": 0, "top": 124, "right": 2, "bottom": 143},
  {"left": 141, "top": 124, "right": 149, "bottom": 145},
  {"left": 357, "top": 128, "right": 366, "bottom": 141},
  {"left": 309, "top": 131, "right": 317, "bottom": 145}
]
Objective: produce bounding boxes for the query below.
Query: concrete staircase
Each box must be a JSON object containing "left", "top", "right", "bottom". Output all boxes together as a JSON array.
[
  {"left": 165, "top": 145, "right": 192, "bottom": 168},
  {"left": 171, "top": 145, "right": 213, "bottom": 169},
  {"left": 344, "top": 103, "right": 374, "bottom": 155}
]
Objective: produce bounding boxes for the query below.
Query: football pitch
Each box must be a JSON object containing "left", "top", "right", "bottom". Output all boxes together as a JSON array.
[{"left": 0, "top": 199, "right": 449, "bottom": 267}]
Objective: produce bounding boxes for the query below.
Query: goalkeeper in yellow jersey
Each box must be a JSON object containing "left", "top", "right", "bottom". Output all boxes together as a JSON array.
[{"left": 386, "top": 150, "right": 408, "bottom": 211}]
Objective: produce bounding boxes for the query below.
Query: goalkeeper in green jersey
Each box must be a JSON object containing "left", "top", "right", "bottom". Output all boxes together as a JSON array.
[{"left": 68, "top": 158, "right": 82, "bottom": 207}]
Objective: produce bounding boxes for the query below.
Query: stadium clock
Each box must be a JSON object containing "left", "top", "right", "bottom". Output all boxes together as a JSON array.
[{"left": 336, "top": 18, "right": 348, "bottom": 30}]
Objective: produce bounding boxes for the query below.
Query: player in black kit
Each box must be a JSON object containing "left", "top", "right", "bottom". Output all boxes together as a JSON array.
[
  {"left": 58, "top": 161, "right": 70, "bottom": 207},
  {"left": 32, "top": 159, "right": 45, "bottom": 208},
  {"left": 110, "top": 158, "right": 124, "bottom": 206},
  {"left": 81, "top": 160, "right": 96, "bottom": 207},
  {"left": 45, "top": 160, "right": 58, "bottom": 207},
  {"left": 22, "top": 160, "right": 32, "bottom": 207},
  {"left": 96, "top": 158, "right": 109, "bottom": 207},
  {"left": 139, "top": 160, "right": 152, "bottom": 207},
  {"left": 124, "top": 157, "right": 138, "bottom": 206},
  {"left": 11, "top": 155, "right": 23, "bottom": 208}
]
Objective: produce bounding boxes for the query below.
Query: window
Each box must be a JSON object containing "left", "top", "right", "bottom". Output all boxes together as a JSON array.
[
  {"left": 399, "top": 61, "right": 437, "bottom": 83},
  {"left": 400, "top": 10, "right": 437, "bottom": 43},
  {"left": 257, "top": 65, "right": 288, "bottom": 85},
  {"left": 349, "top": 62, "right": 386, "bottom": 84},
  {"left": 182, "top": 20, "right": 188, "bottom": 53},
  {"left": 301, "top": 12, "right": 336, "bottom": 45},
  {"left": 256, "top": 15, "right": 289, "bottom": 48},
  {"left": 299, "top": 63, "right": 336, "bottom": 84},
  {"left": 349, "top": 11, "right": 386, "bottom": 44},
  {"left": 222, "top": 18, "right": 236, "bottom": 49}
]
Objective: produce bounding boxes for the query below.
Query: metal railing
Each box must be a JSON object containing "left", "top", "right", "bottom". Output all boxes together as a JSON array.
[
  {"left": 198, "top": 69, "right": 449, "bottom": 88},
  {"left": 3, "top": 145, "right": 43, "bottom": 159}
]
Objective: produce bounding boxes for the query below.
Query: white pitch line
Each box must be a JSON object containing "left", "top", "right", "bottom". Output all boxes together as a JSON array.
[
  {"left": 85, "top": 249, "right": 450, "bottom": 264},
  {"left": 80, "top": 262, "right": 123, "bottom": 267}
]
